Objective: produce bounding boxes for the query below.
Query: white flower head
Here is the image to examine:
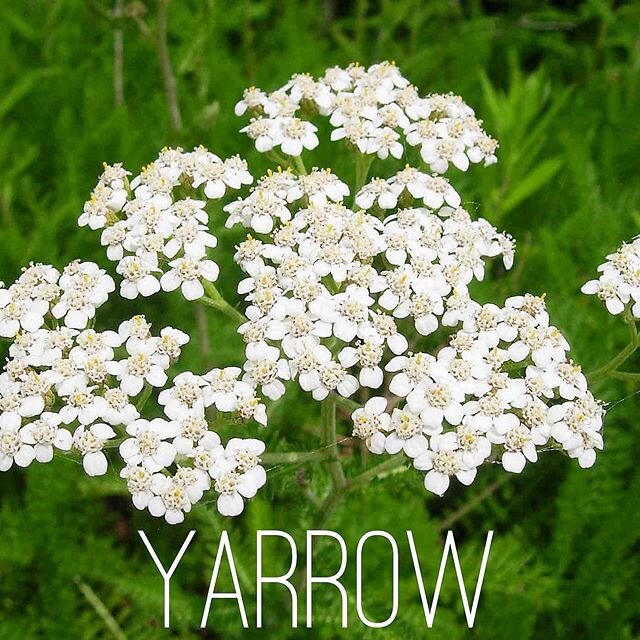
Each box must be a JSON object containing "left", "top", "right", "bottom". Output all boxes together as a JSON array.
[
  {"left": 414, "top": 432, "right": 478, "bottom": 496},
  {"left": 120, "top": 418, "right": 179, "bottom": 472},
  {"left": 73, "top": 423, "right": 117, "bottom": 476},
  {"left": 351, "top": 397, "right": 390, "bottom": 454}
]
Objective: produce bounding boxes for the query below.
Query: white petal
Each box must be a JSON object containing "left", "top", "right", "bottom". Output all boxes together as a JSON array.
[
  {"left": 182, "top": 279, "right": 205, "bottom": 301},
  {"left": 148, "top": 496, "right": 166, "bottom": 517},
  {"left": 160, "top": 271, "right": 181, "bottom": 292},
  {"left": 502, "top": 451, "right": 526, "bottom": 473},
  {"left": 425, "top": 471, "right": 450, "bottom": 496},
  {"left": 404, "top": 435, "right": 428, "bottom": 458},
  {"left": 154, "top": 442, "right": 176, "bottom": 468},
  {"left": 364, "top": 396, "right": 387, "bottom": 415},
  {"left": 605, "top": 297, "right": 624, "bottom": 315},
  {"left": 138, "top": 275, "right": 161, "bottom": 297},
  {"left": 83, "top": 452, "right": 108, "bottom": 476},
  {"left": 367, "top": 432, "right": 386, "bottom": 454},
  {"left": 388, "top": 333, "right": 408, "bottom": 355},
  {"left": 217, "top": 493, "right": 244, "bottom": 517},
  {"left": 578, "top": 449, "right": 596, "bottom": 468},
  {"left": 580, "top": 281, "right": 599, "bottom": 294},
  {"left": 35, "top": 444, "right": 54, "bottom": 463},
  {"left": 14, "top": 445, "right": 35, "bottom": 467},
  {"left": 360, "top": 367, "right": 383, "bottom": 389},
  {"left": 54, "top": 429, "right": 73, "bottom": 451}
]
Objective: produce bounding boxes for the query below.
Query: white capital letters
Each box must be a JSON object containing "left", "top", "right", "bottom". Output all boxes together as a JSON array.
[
  {"left": 138, "top": 529, "right": 196, "bottom": 628},
  {"left": 256, "top": 530, "right": 298, "bottom": 628},
  {"left": 200, "top": 530, "right": 248, "bottom": 628},
  {"left": 356, "top": 530, "right": 399, "bottom": 628},
  {"left": 407, "top": 530, "right": 493, "bottom": 628},
  {"left": 306, "top": 530, "right": 348, "bottom": 628}
]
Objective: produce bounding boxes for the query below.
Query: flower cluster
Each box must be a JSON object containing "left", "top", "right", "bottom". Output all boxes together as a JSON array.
[
  {"left": 582, "top": 237, "right": 640, "bottom": 317},
  {"left": 229, "top": 61, "right": 603, "bottom": 500},
  {"left": 236, "top": 61, "right": 498, "bottom": 170},
  {"left": 1, "top": 61, "right": 607, "bottom": 525},
  {"left": 120, "top": 366, "right": 267, "bottom": 523},
  {"left": 79, "top": 147, "right": 252, "bottom": 301},
  {"left": 352, "top": 295, "right": 603, "bottom": 495},
  {"left": 229, "top": 166, "right": 513, "bottom": 407},
  {"left": 0, "top": 261, "right": 113, "bottom": 336},
  {"left": 0, "top": 262, "right": 267, "bottom": 522}
]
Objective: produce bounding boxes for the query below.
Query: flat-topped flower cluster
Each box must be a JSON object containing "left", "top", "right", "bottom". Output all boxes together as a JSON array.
[
  {"left": 236, "top": 61, "right": 498, "bottom": 171},
  {"left": 0, "top": 262, "right": 267, "bottom": 523},
  {"left": 353, "top": 297, "right": 603, "bottom": 494},
  {"left": 79, "top": 147, "right": 252, "bottom": 301},
  {"left": 582, "top": 236, "right": 640, "bottom": 317},
  {"left": 226, "top": 166, "right": 601, "bottom": 494},
  {"left": 230, "top": 166, "right": 515, "bottom": 399},
  {"left": 0, "top": 62, "right": 608, "bottom": 523}
]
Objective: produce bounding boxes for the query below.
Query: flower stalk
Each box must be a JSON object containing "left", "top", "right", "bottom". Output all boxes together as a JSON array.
[
  {"left": 354, "top": 152, "right": 374, "bottom": 200},
  {"left": 321, "top": 395, "right": 347, "bottom": 490},
  {"left": 200, "top": 280, "right": 246, "bottom": 327},
  {"left": 588, "top": 312, "right": 639, "bottom": 383},
  {"left": 292, "top": 154, "right": 307, "bottom": 176}
]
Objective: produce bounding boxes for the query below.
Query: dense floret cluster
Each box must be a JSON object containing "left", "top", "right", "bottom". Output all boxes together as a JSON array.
[
  {"left": 582, "top": 237, "right": 640, "bottom": 317},
  {"left": 0, "top": 263, "right": 267, "bottom": 522},
  {"left": 0, "top": 62, "right": 607, "bottom": 522},
  {"left": 79, "top": 148, "right": 252, "bottom": 301},
  {"left": 236, "top": 61, "right": 498, "bottom": 171}
]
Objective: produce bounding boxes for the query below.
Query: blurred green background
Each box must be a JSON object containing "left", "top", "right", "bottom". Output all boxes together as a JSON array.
[{"left": 1, "top": 0, "right": 640, "bottom": 638}]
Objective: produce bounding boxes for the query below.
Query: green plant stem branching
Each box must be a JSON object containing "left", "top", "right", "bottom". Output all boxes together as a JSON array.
[
  {"left": 261, "top": 450, "right": 333, "bottom": 465},
  {"left": 292, "top": 154, "right": 307, "bottom": 176},
  {"left": 200, "top": 280, "right": 245, "bottom": 327},
  {"left": 135, "top": 384, "right": 153, "bottom": 412},
  {"left": 156, "top": 0, "right": 182, "bottom": 134},
  {"left": 353, "top": 152, "right": 374, "bottom": 205},
  {"left": 589, "top": 312, "right": 640, "bottom": 383},
  {"left": 322, "top": 395, "right": 347, "bottom": 490}
]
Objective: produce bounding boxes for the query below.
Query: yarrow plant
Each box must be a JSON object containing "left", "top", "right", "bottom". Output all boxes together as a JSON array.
[
  {"left": 582, "top": 237, "right": 640, "bottom": 389},
  {"left": 0, "top": 61, "right": 616, "bottom": 524}
]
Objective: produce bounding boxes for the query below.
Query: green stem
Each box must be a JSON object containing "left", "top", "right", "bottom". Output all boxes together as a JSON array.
[
  {"left": 292, "top": 155, "right": 307, "bottom": 176},
  {"left": 314, "top": 487, "right": 343, "bottom": 526},
  {"left": 502, "top": 360, "right": 529, "bottom": 372},
  {"left": 102, "top": 437, "right": 126, "bottom": 450},
  {"left": 322, "top": 395, "right": 347, "bottom": 489},
  {"left": 437, "top": 477, "right": 507, "bottom": 531},
  {"left": 333, "top": 393, "right": 361, "bottom": 413},
  {"left": 195, "top": 305, "right": 212, "bottom": 367},
  {"left": 353, "top": 153, "right": 374, "bottom": 205},
  {"left": 135, "top": 385, "right": 153, "bottom": 411},
  {"left": 589, "top": 316, "right": 639, "bottom": 382},
  {"left": 156, "top": 0, "right": 182, "bottom": 135},
  {"left": 261, "top": 450, "right": 332, "bottom": 465},
  {"left": 294, "top": 399, "right": 348, "bottom": 597},
  {"left": 295, "top": 485, "right": 343, "bottom": 595},
  {"left": 303, "top": 454, "right": 407, "bottom": 566},
  {"left": 265, "top": 149, "right": 291, "bottom": 169},
  {"left": 200, "top": 280, "right": 245, "bottom": 327},
  {"left": 74, "top": 577, "right": 128, "bottom": 640},
  {"left": 608, "top": 371, "right": 640, "bottom": 382},
  {"left": 628, "top": 312, "right": 638, "bottom": 342},
  {"left": 113, "top": 0, "right": 124, "bottom": 108},
  {"left": 346, "top": 455, "right": 407, "bottom": 492}
]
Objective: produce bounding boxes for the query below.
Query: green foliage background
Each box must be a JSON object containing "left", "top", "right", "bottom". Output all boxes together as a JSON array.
[{"left": 1, "top": 0, "right": 640, "bottom": 638}]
